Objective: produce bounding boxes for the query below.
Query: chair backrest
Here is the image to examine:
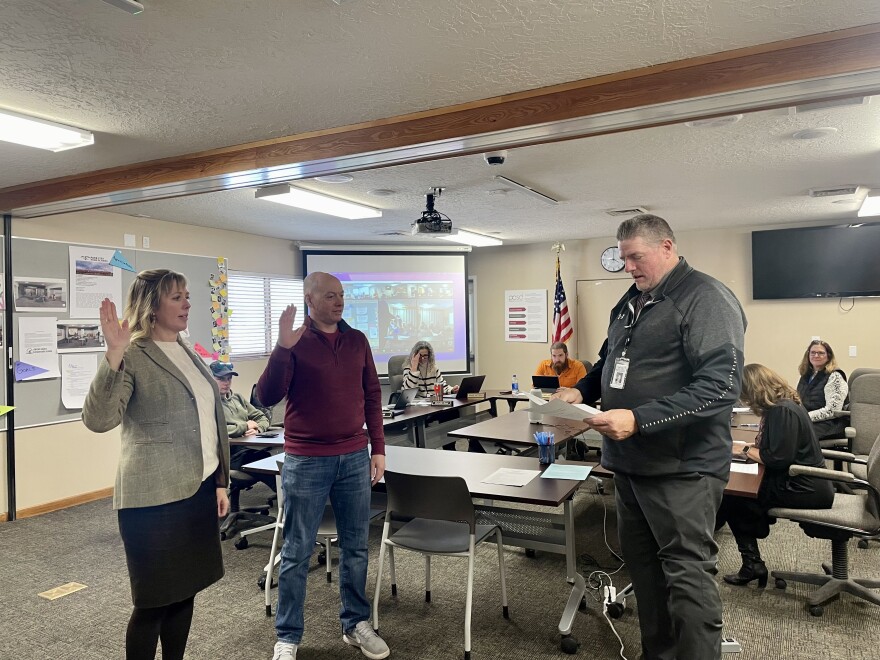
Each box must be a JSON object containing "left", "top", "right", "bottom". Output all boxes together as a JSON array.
[
  {"left": 582, "top": 360, "right": 593, "bottom": 374},
  {"left": 384, "top": 470, "right": 476, "bottom": 532},
  {"left": 849, "top": 374, "right": 880, "bottom": 455},
  {"left": 251, "top": 384, "right": 286, "bottom": 426},
  {"left": 849, "top": 367, "right": 880, "bottom": 388},
  {"left": 864, "top": 433, "right": 880, "bottom": 521},
  {"left": 387, "top": 355, "right": 408, "bottom": 393}
]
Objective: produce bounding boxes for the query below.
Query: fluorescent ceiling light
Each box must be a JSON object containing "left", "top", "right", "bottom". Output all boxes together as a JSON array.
[
  {"left": 437, "top": 229, "right": 503, "bottom": 247},
  {"left": 858, "top": 189, "right": 880, "bottom": 217},
  {"left": 0, "top": 108, "right": 94, "bottom": 152},
  {"left": 255, "top": 184, "right": 382, "bottom": 219}
]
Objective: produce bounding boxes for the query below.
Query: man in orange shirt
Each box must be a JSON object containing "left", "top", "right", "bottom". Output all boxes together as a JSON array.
[{"left": 534, "top": 342, "right": 588, "bottom": 389}]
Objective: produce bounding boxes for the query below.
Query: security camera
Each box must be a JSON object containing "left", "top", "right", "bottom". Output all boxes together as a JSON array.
[{"left": 483, "top": 151, "right": 507, "bottom": 166}]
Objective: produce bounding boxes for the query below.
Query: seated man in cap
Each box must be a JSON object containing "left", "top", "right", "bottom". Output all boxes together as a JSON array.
[{"left": 210, "top": 361, "right": 275, "bottom": 507}]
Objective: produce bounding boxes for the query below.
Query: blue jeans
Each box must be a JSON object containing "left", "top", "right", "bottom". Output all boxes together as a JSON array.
[{"left": 276, "top": 448, "right": 371, "bottom": 644}]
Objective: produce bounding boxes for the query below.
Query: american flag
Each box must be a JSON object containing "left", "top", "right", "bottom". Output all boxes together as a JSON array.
[{"left": 552, "top": 256, "right": 572, "bottom": 343}]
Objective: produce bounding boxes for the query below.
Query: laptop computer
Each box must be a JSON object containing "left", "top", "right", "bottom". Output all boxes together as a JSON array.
[
  {"left": 532, "top": 375, "right": 560, "bottom": 394},
  {"left": 454, "top": 375, "right": 486, "bottom": 400},
  {"left": 383, "top": 387, "right": 418, "bottom": 417}
]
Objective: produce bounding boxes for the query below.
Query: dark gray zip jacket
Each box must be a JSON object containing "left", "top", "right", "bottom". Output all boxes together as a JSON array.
[{"left": 574, "top": 257, "right": 747, "bottom": 479}]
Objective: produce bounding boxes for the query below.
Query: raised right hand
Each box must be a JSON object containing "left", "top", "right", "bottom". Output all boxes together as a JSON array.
[
  {"left": 409, "top": 354, "right": 420, "bottom": 372},
  {"left": 278, "top": 304, "right": 307, "bottom": 349},
  {"left": 100, "top": 298, "right": 130, "bottom": 352}
]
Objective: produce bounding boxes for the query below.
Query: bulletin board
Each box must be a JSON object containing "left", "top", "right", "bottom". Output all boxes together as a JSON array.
[{"left": 3, "top": 237, "right": 229, "bottom": 429}]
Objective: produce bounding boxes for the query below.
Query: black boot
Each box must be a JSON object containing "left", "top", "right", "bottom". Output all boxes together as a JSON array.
[{"left": 723, "top": 538, "right": 768, "bottom": 587}]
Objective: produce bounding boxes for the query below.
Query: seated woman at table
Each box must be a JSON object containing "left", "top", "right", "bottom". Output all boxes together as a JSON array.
[
  {"left": 715, "top": 363, "right": 833, "bottom": 588},
  {"left": 796, "top": 339, "right": 850, "bottom": 441},
  {"left": 402, "top": 340, "right": 459, "bottom": 398}
]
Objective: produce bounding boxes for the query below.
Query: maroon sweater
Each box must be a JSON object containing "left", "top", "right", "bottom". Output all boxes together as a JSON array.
[{"left": 257, "top": 320, "right": 385, "bottom": 456}]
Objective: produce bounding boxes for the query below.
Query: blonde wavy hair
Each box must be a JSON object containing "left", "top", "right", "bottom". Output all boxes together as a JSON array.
[
  {"left": 741, "top": 363, "right": 801, "bottom": 417},
  {"left": 125, "top": 269, "right": 188, "bottom": 342},
  {"left": 797, "top": 339, "right": 839, "bottom": 377}
]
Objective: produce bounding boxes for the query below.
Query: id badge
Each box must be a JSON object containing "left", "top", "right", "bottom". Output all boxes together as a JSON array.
[{"left": 610, "top": 357, "right": 630, "bottom": 390}]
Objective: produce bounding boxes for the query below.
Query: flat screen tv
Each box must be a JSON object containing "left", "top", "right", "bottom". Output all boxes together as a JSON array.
[{"left": 752, "top": 223, "right": 880, "bottom": 299}]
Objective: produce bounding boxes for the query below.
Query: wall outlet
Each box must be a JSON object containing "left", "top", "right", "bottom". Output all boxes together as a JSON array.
[
  {"left": 849, "top": 345, "right": 857, "bottom": 357},
  {"left": 124, "top": 233, "right": 136, "bottom": 247},
  {"left": 142, "top": 236, "right": 150, "bottom": 248}
]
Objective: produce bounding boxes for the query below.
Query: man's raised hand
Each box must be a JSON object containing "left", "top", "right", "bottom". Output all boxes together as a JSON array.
[{"left": 278, "top": 304, "right": 307, "bottom": 349}]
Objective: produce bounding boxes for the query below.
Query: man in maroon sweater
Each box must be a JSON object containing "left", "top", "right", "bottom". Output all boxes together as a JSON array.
[{"left": 259, "top": 272, "right": 389, "bottom": 660}]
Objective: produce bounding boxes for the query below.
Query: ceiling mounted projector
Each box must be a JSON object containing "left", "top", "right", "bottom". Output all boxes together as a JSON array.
[{"left": 411, "top": 188, "right": 453, "bottom": 236}]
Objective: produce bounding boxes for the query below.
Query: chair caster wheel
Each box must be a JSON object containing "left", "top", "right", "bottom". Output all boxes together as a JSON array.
[
  {"left": 234, "top": 537, "right": 249, "bottom": 550},
  {"left": 606, "top": 602, "right": 625, "bottom": 619},
  {"left": 775, "top": 578, "right": 787, "bottom": 590},
  {"left": 258, "top": 575, "right": 266, "bottom": 590},
  {"left": 809, "top": 604, "right": 824, "bottom": 617},
  {"left": 220, "top": 531, "right": 228, "bottom": 541},
  {"left": 858, "top": 539, "right": 870, "bottom": 549},
  {"left": 525, "top": 549, "right": 536, "bottom": 558},
  {"left": 317, "top": 551, "right": 327, "bottom": 565},
  {"left": 578, "top": 597, "right": 588, "bottom": 611},
  {"left": 560, "top": 635, "right": 580, "bottom": 654}
]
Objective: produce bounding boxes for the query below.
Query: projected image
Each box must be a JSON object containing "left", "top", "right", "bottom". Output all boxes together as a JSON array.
[
  {"left": 305, "top": 252, "right": 469, "bottom": 375},
  {"left": 342, "top": 280, "right": 455, "bottom": 353}
]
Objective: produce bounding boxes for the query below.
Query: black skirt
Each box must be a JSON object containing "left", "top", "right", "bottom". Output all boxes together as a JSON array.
[{"left": 117, "top": 477, "right": 224, "bottom": 608}]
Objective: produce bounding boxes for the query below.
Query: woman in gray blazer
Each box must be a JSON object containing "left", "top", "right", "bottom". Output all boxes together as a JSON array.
[{"left": 82, "top": 269, "right": 230, "bottom": 660}]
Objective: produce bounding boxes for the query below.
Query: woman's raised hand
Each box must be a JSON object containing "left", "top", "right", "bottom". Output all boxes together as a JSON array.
[
  {"left": 409, "top": 354, "right": 420, "bottom": 372},
  {"left": 100, "top": 298, "right": 130, "bottom": 351},
  {"left": 278, "top": 304, "right": 307, "bottom": 349}
]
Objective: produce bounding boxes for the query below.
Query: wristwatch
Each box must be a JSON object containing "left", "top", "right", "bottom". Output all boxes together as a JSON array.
[{"left": 740, "top": 444, "right": 751, "bottom": 455}]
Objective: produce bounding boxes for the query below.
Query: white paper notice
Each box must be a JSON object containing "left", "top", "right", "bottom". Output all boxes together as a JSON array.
[
  {"left": 527, "top": 395, "right": 601, "bottom": 420},
  {"left": 504, "top": 289, "right": 547, "bottom": 343},
  {"left": 730, "top": 462, "right": 759, "bottom": 475},
  {"left": 61, "top": 353, "right": 98, "bottom": 409},
  {"left": 18, "top": 316, "right": 61, "bottom": 380},
  {"left": 481, "top": 468, "right": 541, "bottom": 487},
  {"left": 69, "top": 246, "right": 123, "bottom": 318}
]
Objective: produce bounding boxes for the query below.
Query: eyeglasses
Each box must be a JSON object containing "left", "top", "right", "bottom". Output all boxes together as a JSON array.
[{"left": 809, "top": 351, "right": 827, "bottom": 357}]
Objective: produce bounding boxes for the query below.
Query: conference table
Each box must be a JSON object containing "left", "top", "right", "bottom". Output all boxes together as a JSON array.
[
  {"left": 243, "top": 433, "right": 763, "bottom": 648},
  {"left": 447, "top": 409, "right": 591, "bottom": 455}
]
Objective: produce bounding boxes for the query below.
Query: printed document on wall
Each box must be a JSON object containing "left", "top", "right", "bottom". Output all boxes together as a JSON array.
[
  {"left": 69, "top": 246, "right": 123, "bottom": 318},
  {"left": 18, "top": 316, "right": 60, "bottom": 380},
  {"left": 61, "top": 353, "right": 99, "bottom": 409}
]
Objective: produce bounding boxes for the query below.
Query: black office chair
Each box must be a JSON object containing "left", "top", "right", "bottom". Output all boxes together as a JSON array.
[
  {"left": 251, "top": 384, "right": 285, "bottom": 428},
  {"left": 387, "top": 355, "right": 408, "bottom": 403},
  {"left": 220, "top": 469, "right": 276, "bottom": 549}
]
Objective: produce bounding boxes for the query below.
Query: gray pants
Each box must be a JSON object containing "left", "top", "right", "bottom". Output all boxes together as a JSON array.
[{"left": 614, "top": 472, "right": 725, "bottom": 660}]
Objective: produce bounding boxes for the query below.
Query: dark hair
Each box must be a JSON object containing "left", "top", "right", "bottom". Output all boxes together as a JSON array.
[
  {"left": 741, "top": 363, "right": 801, "bottom": 417},
  {"left": 616, "top": 213, "right": 676, "bottom": 245},
  {"left": 550, "top": 341, "right": 569, "bottom": 355}
]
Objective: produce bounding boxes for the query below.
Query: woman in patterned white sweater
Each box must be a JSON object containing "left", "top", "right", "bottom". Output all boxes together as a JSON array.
[
  {"left": 795, "top": 339, "right": 850, "bottom": 441},
  {"left": 401, "top": 341, "right": 459, "bottom": 397}
]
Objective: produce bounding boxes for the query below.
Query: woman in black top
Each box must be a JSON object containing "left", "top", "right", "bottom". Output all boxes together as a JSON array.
[
  {"left": 795, "top": 340, "right": 850, "bottom": 440},
  {"left": 716, "top": 363, "right": 833, "bottom": 587}
]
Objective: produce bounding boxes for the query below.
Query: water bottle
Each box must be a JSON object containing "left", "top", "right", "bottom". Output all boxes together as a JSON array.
[{"left": 511, "top": 374, "right": 519, "bottom": 394}]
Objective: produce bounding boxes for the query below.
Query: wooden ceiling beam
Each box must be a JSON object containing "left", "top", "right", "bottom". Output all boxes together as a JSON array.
[{"left": 2, "top": 22, "right": 880, "bottom": 214}]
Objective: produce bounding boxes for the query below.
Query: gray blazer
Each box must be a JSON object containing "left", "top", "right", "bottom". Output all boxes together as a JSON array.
[{"left": 82, "top": 337, "right": 230, "bottom": 509}]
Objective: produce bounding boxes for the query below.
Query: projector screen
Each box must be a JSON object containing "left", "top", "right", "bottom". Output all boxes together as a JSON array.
[{"left": 302, "top": 251, "right": 470, "bottom": 376}]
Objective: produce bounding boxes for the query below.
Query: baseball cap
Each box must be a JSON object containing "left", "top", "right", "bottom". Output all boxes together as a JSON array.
[{"left": 210, "top": 361, "right": 239, "bottom": 378}]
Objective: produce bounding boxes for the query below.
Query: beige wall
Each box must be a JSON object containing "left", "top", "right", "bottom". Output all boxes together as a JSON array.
[
  {"left": 1, "top": 209, "right": 298, "bottom": 515},
  {"left": 470, "top": 224, "right": 880, "bottom": 391}
]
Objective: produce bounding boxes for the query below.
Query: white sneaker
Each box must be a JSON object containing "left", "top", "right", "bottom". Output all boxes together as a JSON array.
[
  {"left": 272, "top": 640, "right": 297, "bottom": 659},
  {"left": 343, "top": 620, "right": 390, "bottom": 659}
]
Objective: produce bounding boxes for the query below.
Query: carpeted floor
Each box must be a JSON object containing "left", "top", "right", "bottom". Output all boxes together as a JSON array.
[{"left": 1, "top": 451, "right": 877, "bottom": 660}]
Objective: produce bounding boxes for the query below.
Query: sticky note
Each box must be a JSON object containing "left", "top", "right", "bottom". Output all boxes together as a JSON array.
[
  {"left": 0, "top": 405, "right": 14, "bottom": 417},
  {"left": 110, "top": 250, "right": 135, "bottom": 272},
  {"left": 193, "top": 343, "right": 211, "bottom": 358},
  {"left": 14, "top": 361, "right": 49, "bottom": 381}
]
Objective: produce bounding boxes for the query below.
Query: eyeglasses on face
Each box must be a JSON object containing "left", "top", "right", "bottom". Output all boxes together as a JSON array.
[{"left": 809, "top": 351, "right": 827, "bottom": 357}]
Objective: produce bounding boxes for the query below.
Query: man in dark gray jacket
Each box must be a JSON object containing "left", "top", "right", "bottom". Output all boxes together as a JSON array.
[{"left": 558, "top": 214, "right": 746, "bottom": 660}]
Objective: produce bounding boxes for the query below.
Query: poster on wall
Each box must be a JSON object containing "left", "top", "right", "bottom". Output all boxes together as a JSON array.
[
  {"left": 68, "top": 246, "right": 123, "bottom": 318},
  {"left": 57, "top": 319, "right": 106, "bottom": 353},
  {"left": 13, "top": 276, "right": 68, "bottom": 312},
  {"left": 16, "top": 316, "right": 61, "bottom": 380},
  {"left": 504, "top": 289, "right": 548, "bottom": 343}
]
